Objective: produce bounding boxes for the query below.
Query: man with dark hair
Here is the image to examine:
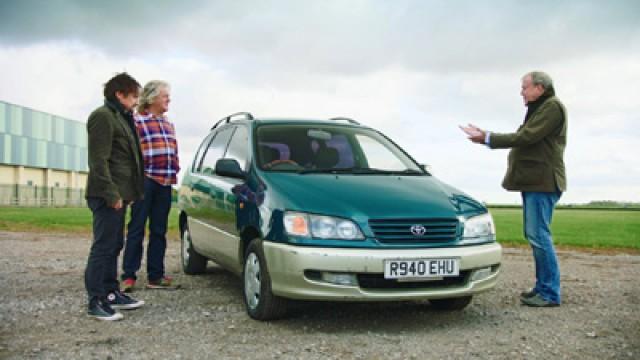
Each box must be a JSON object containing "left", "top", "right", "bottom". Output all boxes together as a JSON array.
[
  {"left": 84, "top": 72, "right": 146, "bottom": 320},
  {"left": 461, "top": 71, "right": 567, "bottom": 307}
]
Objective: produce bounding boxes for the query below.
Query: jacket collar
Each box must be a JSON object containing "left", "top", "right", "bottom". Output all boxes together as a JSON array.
[
  {"left": 524, "top": 88, "right": 555, "bottom": 122},
  {"left": 105, "top": 98, "right": 132, "bottom": 118}
]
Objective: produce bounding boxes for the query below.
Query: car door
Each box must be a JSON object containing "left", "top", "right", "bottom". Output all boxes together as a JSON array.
[
  {"left": 187, "top": 126, "right": 234, "bottom": 264},
  {"left": 216, "top": 125, "right": 249, "bottom": 271},
  {"left": 179, "top": 131, "right": 213, "bottom": 223},
  {"left": 188, "top": 125, "right": 248, "bottom": 274}
]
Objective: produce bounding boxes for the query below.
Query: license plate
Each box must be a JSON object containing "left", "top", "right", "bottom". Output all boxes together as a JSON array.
[{"left": 384, "top": 258, "right": 459, "bottom": 279}]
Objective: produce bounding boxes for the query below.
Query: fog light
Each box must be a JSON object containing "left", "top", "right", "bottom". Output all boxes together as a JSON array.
[
  {"left": 321, "top": 272, "right": 358, "bottom": 286},
  {"left": 470, "top": 267, "right": 492, "bottom": 282}
]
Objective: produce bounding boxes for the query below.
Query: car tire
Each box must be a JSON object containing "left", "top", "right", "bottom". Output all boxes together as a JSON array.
[
  {"left": 429, "top": 296, "right": 472, "bottom": 311},
  {"left": 242, "top": 239, "right": 288, "bottom": 320},
  {"left": 181, "top": 222, "right": 207, "bottom": 275}
]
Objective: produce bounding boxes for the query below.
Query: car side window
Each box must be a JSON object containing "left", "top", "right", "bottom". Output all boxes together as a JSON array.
[
  {"left": 199, "top": 127, "right": 234, "bottom": 176},
  {"left": 191, "top": 132, "right": 214, "bottom": 173},
  {"left": 225, "top": 126, "right": 249, "bottom": 169}
]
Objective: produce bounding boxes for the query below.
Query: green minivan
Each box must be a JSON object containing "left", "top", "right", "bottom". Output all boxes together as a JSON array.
[{"left": 178, "top": 113, "right": 501, "bottom": 320}]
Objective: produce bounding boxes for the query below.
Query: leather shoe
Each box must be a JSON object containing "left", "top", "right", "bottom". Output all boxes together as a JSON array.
[
  {"left": 520, "top": 293, "right": 559, "bottom": 307},
  {"left": 520, "top": 288, "right": 537, "bottom": 299}
]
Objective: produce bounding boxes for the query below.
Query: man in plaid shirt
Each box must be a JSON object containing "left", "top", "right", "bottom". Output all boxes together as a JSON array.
[{"left": 121, "top": 80, "right": 180, "bottom": 291}]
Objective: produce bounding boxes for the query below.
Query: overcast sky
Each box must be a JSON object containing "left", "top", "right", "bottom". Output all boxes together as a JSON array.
[{"left": 1, "top": 0, "right": 638, "bottom": 204}]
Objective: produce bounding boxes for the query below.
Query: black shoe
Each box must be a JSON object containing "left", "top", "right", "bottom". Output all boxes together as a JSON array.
[
  {"left": 520, "top": 293, "right": 559, "bottom": 307},
  {"left": 520, "top": 288, "right": 537, "bottom": 299},
  {"left": 88, "top": 297, "right": 123, "bottom": 321},
  {"left": 106, "top": 290, "right": 145, "bottom": 310}
]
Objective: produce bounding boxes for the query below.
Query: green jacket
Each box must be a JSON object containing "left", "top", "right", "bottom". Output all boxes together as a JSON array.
[
  {"left": 489, "top": 96, "right": 567, "bottom": 192},
  {"left": 85, "top": 102, "right": 144, "bottom": 206}
]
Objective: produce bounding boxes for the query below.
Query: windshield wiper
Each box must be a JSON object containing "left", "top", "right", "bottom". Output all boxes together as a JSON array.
[
  {"left": 298, "top": 167, "right": 425, "bottom": 175},
  {"left": 298, "top": 167, "right": 358, "bottom": 174},
  {"left": 358, "top": 168, "right": 425, "bottom": 175},
  {"left": 391, "top": 169, "right": 425, "bottom": 175}
]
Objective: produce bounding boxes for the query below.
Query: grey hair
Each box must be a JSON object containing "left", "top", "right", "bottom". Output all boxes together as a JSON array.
[
  {"left": 524, "top": 71, "right": 553, "bottom": 90},
  {"left": 137, "top": 80, "right": 170, "bottom": 113}
]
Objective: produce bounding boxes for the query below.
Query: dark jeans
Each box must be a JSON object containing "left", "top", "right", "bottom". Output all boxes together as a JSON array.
[
  {"left": 85, "top": 197, "right": 127, "bottom": 300},
  {"left": 122, "top": 178, "right": 172, "bottom": 282}
]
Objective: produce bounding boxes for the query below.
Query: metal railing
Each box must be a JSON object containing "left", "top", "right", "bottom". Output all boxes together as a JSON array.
[{"left": 0, "top": 184, "right": 85, "bottom": 207}]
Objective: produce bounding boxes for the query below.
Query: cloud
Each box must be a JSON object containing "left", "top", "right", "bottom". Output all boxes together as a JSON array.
[
  {"left": 2, "top": 1, "right": 639, "bottom": 77},
  {"left": 0, "top": 1, "right": 638, "bottom": 203}
]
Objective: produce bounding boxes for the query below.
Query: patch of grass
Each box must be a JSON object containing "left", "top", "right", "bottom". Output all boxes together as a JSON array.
[
  {"left": 0, "top": 206, "right": 180, "bottom": 239},
  {"left": 489, "top": 208, "right": 640, "bottom": 250},
  {"left": 1, "top": 207, "right": 638, "bottom": 250}
]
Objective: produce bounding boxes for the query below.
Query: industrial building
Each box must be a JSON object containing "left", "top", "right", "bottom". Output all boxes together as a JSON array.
[{"left": 0, "top": 100, "right": 87, "bottom": 206}]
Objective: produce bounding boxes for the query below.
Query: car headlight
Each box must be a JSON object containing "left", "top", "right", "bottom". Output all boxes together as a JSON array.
[
  {"left": 284, "top": 211, "right": 364, "bottom": 240},
  {"left": 461, "top": 213, "right": 496, "bottom": 241}
]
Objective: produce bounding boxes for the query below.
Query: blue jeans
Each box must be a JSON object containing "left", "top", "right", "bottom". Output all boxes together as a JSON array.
[
  {"left": 85, "top": 197, "right": 127, "bottom": 300},
  {"left": 122, "top": 178, "right": 172, "bottom": 282},
  {"left": 522, "top": 191, "right": 562, "bottom": 304}
]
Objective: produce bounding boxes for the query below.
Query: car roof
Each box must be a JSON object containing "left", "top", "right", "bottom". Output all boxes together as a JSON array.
[
  {"left": 254, "top": 118, "right": 362, "bottom": 126},
  {"left": 211, "top": 115, "right": 371, "bottom": 132}
]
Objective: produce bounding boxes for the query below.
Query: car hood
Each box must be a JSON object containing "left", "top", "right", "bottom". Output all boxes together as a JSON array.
[{"left": 259, "top": 173, "right": 480, "bottom": 220}]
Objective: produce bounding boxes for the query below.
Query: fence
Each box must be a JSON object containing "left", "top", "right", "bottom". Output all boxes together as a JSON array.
[{"left": 0, "top": 184, "right": 85, "bottom": 206}]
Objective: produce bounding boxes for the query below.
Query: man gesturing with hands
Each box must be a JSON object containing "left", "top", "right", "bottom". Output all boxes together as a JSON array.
[{"left": 461, "top": 71, "right": 568, "bottom": 307}]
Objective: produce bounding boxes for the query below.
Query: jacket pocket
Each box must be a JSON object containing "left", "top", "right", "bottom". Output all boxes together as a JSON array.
[
  {"left": 110, "top": 165, "right": 133, "bottom": 182},
  {"left": 513, "top": 160, "right": 545, "bottom": 186}
]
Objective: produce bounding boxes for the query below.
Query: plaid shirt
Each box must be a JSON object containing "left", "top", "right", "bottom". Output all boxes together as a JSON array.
[{"left": 134, "top": 112, "right": 180, "bottom": 185}]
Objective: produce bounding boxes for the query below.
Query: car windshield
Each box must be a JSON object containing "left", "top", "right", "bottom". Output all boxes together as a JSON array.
[{"left": 255, "top": 124, "right": 425, "bottom": 175}]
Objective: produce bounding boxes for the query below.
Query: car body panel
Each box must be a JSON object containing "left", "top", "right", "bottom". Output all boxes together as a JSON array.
[{"left": 181, "top": 171, "right": 243, "bottom": 273}]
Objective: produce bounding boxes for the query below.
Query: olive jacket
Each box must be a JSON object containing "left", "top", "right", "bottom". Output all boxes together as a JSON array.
[
  {"left": 489, "top": 96, "right": 567, "bottom": 192},
  {"left": 85, "top": 101, "right": 144, "bottom": 206}
]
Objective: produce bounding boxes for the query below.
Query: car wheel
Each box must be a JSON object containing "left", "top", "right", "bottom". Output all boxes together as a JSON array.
[
  {"left": 243, "top": 239, "right": 287, "bottom": 320},
  {"left": 429, "top": 296, "right": 472, "bottom": 311},
  {"left": 181, "top": 222, "right": 207, "bottom": 275}
]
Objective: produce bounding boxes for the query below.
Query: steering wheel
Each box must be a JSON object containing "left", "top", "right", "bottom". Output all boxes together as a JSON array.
[{"left": 264, "top": 159, "right": 300, "bottom": 169}]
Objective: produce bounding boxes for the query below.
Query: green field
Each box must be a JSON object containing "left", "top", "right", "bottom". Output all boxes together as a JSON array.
[
  {"left": 489, "top": 207, "right": 639, "bottom": 250},
  {"left": 0, "top": 207, "right": 180, "bottom": 238},
  {"left": 0, "top": 207, "right": 638, "bottom": 251}
]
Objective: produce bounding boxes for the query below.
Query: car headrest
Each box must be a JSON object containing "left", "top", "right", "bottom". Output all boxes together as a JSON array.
[{"left": 315, "top": 145, "right": 339, "bottom": 168}]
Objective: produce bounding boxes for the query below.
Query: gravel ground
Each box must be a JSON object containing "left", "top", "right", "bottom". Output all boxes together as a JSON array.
[{"left": 0, "top": 231, "right": 638, "bottom": 360}]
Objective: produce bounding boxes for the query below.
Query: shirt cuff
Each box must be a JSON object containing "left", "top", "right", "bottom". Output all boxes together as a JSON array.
[{"left": 484, "top": 131, "right": 491, "bottom": 146}]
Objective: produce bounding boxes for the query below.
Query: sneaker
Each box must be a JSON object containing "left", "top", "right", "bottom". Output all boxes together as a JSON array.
[
  {"left": 146, "top": 276, "right": 175, "bottom": 289},
  {"left": 520, "top": 293, "right": 559, "bottom": 307},
  {"left": 106, "top": 290, "right": 145, "bottom": 310},
  {"left": 121, "top": 278, "right": 136, "bottom": 293},
  {"left": 520, "top": 288, "right": 537, "bottom": 299},
  {"left": 88, "top": 298, "right": 123, "bottom": 321}
]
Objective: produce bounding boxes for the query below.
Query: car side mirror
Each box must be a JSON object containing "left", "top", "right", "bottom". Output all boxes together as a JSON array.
[
  {"left": 419, "top": 163, "right": 432, "bottom": 174},
  {"left": 215, "top": 159, "right": 246, "bottom": 179}
]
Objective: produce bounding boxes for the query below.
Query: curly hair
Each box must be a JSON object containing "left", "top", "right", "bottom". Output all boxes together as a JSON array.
[{"left": 137, "top": 80, "right": 170, "bottom": 113}]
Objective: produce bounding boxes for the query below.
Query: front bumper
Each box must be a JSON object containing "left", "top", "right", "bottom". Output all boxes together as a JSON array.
[{"left": 263, "top": 242, "right": 502, "bottom": 301}]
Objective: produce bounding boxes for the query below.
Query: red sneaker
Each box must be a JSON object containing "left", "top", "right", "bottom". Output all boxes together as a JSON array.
[
  {"left": 121, "top": 278, "right": 136, "bottom": 293},
  {"left": 146, "top": 276, "right": 175, "bottom": 289}
]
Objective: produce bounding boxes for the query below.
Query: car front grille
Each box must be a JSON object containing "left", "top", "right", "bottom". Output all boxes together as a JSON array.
[
  {"left": 368, "top": 218, "right": 459, "bottom": 244},
  {"left": 357, "top": 271, "right": 470, "bottom": 290}
]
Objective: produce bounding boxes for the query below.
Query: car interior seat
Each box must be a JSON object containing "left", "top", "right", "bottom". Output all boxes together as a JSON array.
[{"left": 314, "top": 143, "right": 339, "bottom": 169}]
